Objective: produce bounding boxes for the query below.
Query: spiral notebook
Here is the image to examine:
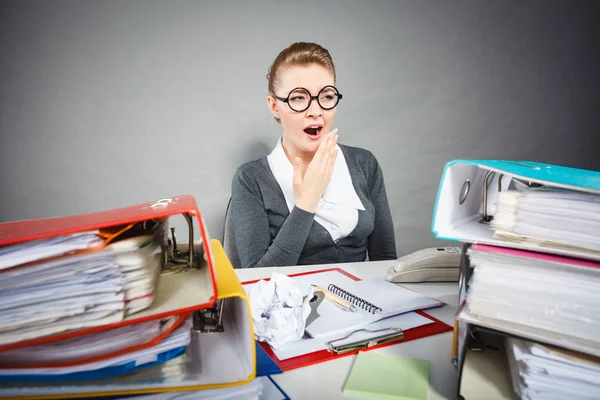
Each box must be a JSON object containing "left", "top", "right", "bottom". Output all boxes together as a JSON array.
[{"left": 293, "top": 270, "right": 443, "bottom": 338}]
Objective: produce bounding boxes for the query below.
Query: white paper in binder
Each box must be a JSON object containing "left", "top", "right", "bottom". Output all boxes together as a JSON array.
[
  {"left": 458, "top": 244, "right": 600, "bottom": 357},
  {"left": 507, "top": 337, "right": 600, "bottom": 400},
  {"left": 431, "top": 159, "right": 600, "bottom": 261}
]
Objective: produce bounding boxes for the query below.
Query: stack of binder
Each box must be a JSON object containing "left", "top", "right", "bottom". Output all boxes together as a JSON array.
[
  {"left": 431, "top": 160, "right": 600, "bottom": 400},
  {"left": 0, "top": 195, "right": 257, "bottom": 399}
]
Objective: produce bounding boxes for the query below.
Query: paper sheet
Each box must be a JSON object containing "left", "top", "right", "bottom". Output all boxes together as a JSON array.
[
  {"left": 255, "top": 270, "right": 440, "bottom": 338},
  {"left": 271, "top": 311, "right": 434, "bottom": 360},
  {"left": 0, "top": 233, "right": 104, "bottom": 270},
  {"left": 0, "top": 238, "right": 162, "bottom": 346},
  {"left": 0, "top": 322, "right": 191, "bottom": 375},
  {"left": 0, "top": 317, "right": 177, "bottom": 365},
  {"left": 123, "top": 376, "right": 267, "bottom": 399},
  {"left": 507, "top": 337, "right": 600, "bottom": 400}
]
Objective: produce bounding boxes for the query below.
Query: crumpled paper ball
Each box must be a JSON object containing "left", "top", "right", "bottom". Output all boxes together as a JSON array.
[{"left": 247, "top": 272, "right": 314, "bottom": 349}]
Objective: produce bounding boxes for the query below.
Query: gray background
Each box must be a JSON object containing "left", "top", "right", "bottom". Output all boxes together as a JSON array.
[{"left": 1, "top": 0, "right": 599, "bottom": 257}]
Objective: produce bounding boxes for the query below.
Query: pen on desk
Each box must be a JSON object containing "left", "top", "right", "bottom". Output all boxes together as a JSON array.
[{"left": 311, "top": 284, "right": 357, "bottom": 312}]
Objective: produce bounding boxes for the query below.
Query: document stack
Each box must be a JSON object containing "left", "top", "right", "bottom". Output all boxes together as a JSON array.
[
  {"left": 0, "top": 195, "right": 258, "bottom": 399},
  {"left": 431, "top": 160, "right": 600, "bottom": 400}
]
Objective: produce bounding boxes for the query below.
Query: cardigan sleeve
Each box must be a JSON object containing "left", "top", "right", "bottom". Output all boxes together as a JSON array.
[
  {"left": 230, "top": 167, "right": 315, "bottom": 268},
  {"left": 365, "top": 153, "right": 398, "bottom": 260}
]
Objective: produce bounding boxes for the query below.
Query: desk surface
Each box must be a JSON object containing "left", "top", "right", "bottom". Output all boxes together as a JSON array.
[{"left": 235, "top": 259, "right": 459, "bottom": 400}]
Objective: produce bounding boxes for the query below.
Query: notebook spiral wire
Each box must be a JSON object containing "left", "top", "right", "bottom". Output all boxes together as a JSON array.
[{"left": 327, "top": 284, "right": 382, "bottom": 314}]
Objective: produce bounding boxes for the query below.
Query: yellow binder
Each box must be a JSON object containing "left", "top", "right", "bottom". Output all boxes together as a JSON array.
[{"left": 0, "top": 240, "right": 256, "bottom": 399}]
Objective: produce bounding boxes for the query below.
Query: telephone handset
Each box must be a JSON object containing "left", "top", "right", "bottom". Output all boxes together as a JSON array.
[{"left": 385, "top": 247, "right": 462, "bottom": 283}]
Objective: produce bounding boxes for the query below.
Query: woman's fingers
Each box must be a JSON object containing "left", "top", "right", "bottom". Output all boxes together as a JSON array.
[
  {"left": 329, "top": 134, "right": 338, "bottom": 159},
  {"left": 325, "top": 148, "right": 338, "bottom": 179},
  {"left": 315, "top": 130, "right": 338, "bottom": 170},
  {"left": 325, "top": 149, "right": 338, "bottom": 180},
  {"left": 314, "top": 130, "right": 331, "bottom": 157},
  {"left": 313, "top": 129, "right": 337, "bottom": 163},
  {"left": 323, "top": 132, "right": 338, "bottom": 172}
]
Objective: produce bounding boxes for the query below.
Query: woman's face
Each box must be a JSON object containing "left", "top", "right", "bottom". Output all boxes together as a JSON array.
[{"left": 268, "top": 64, "right": 337, "bottom": 158}]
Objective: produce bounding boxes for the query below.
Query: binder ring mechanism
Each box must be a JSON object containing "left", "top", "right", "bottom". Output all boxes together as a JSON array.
[
  {"left": 477, "top": 171, "right": 546, "bottom": 225},
  {"left": 193, "top": 299, "right": 225, "bottom": 334},
  {"left": 479, "top": 171, "right": 504, "bottom": 224},
  {"left": 326, "top": 327, "right": 404, "bottom": 355},
  {"left": 160, "top": 213, "right": 202, "bottom": 275}
]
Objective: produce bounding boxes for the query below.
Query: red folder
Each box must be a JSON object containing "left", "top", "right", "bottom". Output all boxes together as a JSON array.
[
  {"left": 243, "top": 268, "right": 453, "bottom": 371},
  {"left": 0, "top": 195, "right": 218, "bottom": 352}
]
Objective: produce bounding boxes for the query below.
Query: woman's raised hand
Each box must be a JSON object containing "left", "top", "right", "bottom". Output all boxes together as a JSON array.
[{"left": 293, "top": 129, "right": 339, "bottom": 213}]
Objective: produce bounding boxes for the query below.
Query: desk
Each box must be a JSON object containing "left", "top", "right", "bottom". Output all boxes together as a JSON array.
[{"left": 235, "top": 259, "right": 459, "bottom": 400}]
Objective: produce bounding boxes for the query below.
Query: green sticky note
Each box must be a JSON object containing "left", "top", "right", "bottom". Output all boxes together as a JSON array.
[{"left": 343, "top": 352, "right": 430, "bottom": 400}]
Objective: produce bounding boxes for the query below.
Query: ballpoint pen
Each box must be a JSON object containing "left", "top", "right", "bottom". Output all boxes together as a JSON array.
[{"left": 311, "top": 284, "right": 357, "bottom": 312}]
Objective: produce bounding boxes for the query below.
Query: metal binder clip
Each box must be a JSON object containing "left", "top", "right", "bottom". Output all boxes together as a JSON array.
[
  {"left": 479, "top": 171, "right": 504, "bottom": 224},
  {"left": 192, "top": 299, "right": 225, "bottom": 334},
  {"left": 161, "top": 213, "right": 202, "bottom": 275},
  {"left": 326, "top": 327, "right": 404, "bottom": 355}
]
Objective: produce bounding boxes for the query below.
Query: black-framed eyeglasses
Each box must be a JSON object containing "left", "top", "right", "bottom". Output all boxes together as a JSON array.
[{"left": 275, "top": 85, "right": 343, "bottom": 112}]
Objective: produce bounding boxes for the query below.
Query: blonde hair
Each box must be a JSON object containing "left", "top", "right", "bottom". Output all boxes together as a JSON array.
[{"left": 267, "top": 42, "right": 336, "bottom": 97}]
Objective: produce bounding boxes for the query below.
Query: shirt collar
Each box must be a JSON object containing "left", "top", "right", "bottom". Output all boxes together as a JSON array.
[{"left": 267, "top": 138, "right": 365, "bottom": 212}]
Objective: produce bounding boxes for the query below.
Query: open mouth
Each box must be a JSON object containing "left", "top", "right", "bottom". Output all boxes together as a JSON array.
[{"left": 303, "top": 125, "right": 323, "bottom": 138}]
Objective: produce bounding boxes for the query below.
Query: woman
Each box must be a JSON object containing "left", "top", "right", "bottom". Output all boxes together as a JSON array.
[{"left": 231, "top": 42, "right": 397, "bottom": 268}]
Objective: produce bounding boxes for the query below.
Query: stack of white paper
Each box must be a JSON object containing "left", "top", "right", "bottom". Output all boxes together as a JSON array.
[
  {"left": 0, "top": 231, "right": 163, "bottom": 347},
  {"left": 0, "top": 317, "right": 179, "bottom": 366},
  {"left": 127, "top": 376, "right": 266, "bottom": 400},
  {"left": 0, "top": 232, "right": 104, "bottom": 270},
  {"left": 108, "top": 352, "right": 191, "bottom": 383},
  {"left": 0, "top": 255, "right": 126, "bottom": 346},
  {"left": 465, "top": 247, "right": 600, "bottom": 354},
  {"left": 0, "top": 320, "right": 191, "bottom": 381},
  {"left": 492, "top": 188, "right": 600, "bottom": 254},
  {"left": 112, "top": 242, "right": 162, "bottom": 315},
  {"left": 507, "top": 337, "right": 600, "bottom": 400}
]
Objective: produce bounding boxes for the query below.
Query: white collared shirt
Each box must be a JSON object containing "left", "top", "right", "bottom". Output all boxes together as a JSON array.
[{"left": 267, "top": 138, "right": 365, "bottom": 242}]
